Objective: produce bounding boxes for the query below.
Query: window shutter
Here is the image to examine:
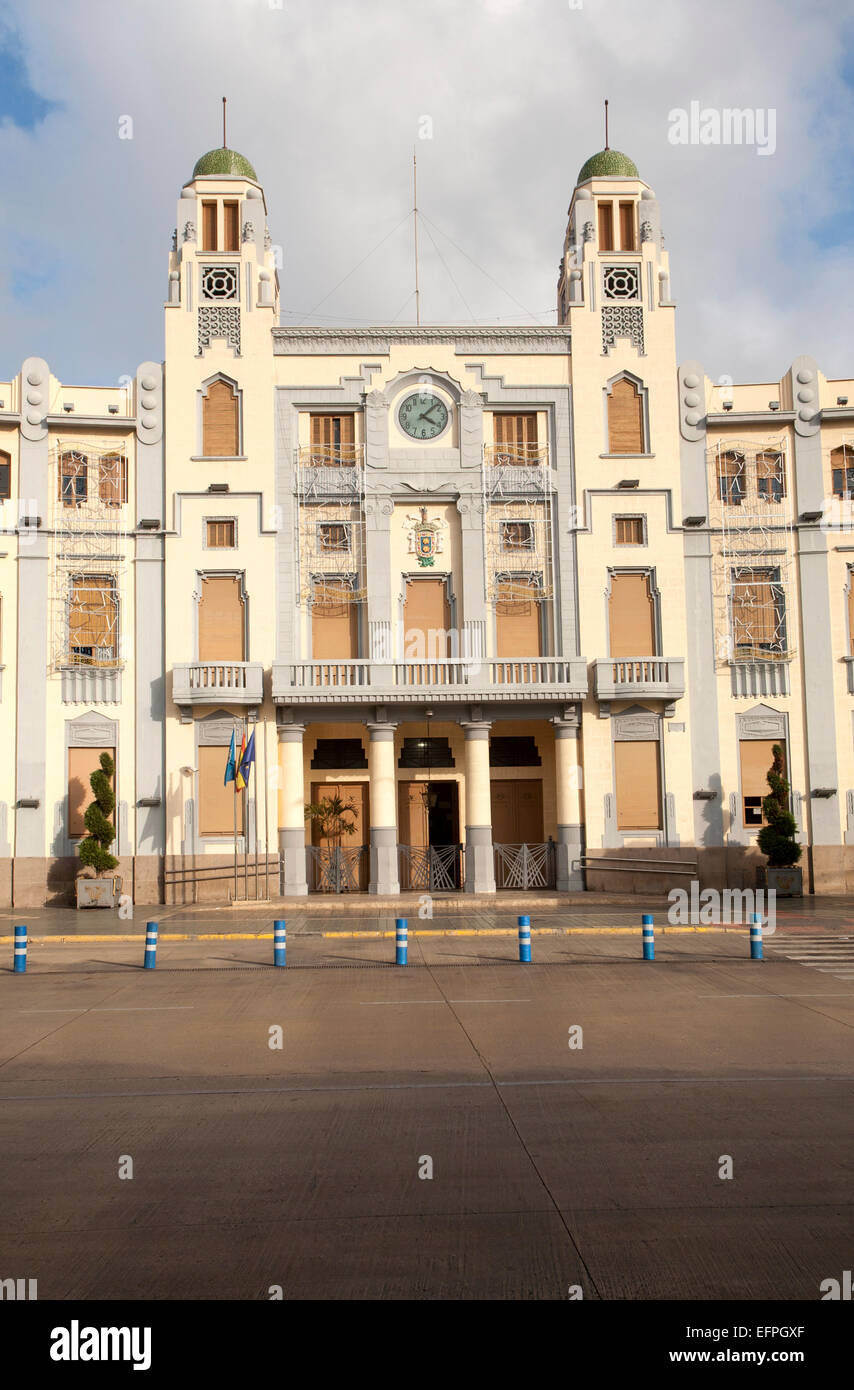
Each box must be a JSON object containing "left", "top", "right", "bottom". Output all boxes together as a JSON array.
[
  {"left": 615, "top": 517, "right": 643, "bottom": 545},
  {"left": 615, "top": 741, "right": 661, "bottom": 829},
  {"left": 311, "top": 578, "right": 358, "bottom": 659},
  {"left": 199, "top": 744, "right": 243, "bottom": 836},
  {"left": 609, "top": 573, "right": 655, "bottom": 656},
  {"left": 69, "top": 576, "right": 116, "bottom": 660},
  {"left": 598, "top": 202, "right": 614, "bottom": 251},
  {"left": 68, "top": 746, "right": 114, "bottom": 838},
  {"left": 619, "top": 202, "right": 635, "bottom": 250},
  {"left": 198, "top": 576, "right": 245, "bottom": 661},
  {"left": 495, "top": 580, "right": 542, "bottom": 657},
  {"left": 99, "top": 455, "right": 127, "bottom": 506},
  {"left": 203, "top": 380, "right": 239, "bottom": 456},
  {"left": 739, "top": 739, "right": 785, "bottom": 826},
  {"left": 607, "top": 379, "right": 644, "bottom": 454},
  {"left": 206, "top": 520, "right": 235, "bottom": 548},
  {"left": 849, "top": 576, "right": 854, "bottom": 656},
  {"left": 223, "top": 202, "right": 239, "bottom": 252},
  {"left": 0, "top": 451, "right": 10, "bottom": 501},
  {"left": 201, "top": 201, "right": 217, "bottom": 251}
]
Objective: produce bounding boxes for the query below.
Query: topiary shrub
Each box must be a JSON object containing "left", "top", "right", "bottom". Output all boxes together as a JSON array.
[
  {"left": 756, "top": 743, "right": 802, "bottom": 867},
  {"left": 77, "top": 752, "right": 119, "bottom": 876}
]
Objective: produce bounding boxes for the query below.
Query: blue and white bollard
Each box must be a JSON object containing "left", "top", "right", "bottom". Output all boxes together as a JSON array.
[
  {"left": 13, "top": 924, "right": 27, "bottom": 974},
  {"left": 518, "top": 915, "right": 532, "bottom": 964},
  {"left": 750, "top": 912, "right": 764, "bottom": 960},
  {"left": 642, "top": 913, "right": 655, "bottom": 961},
  {"left": 395, "top": 918, "right": 408, "bottom": 966},
  {"left": 274, "top": 919, "right": 286, "bottom": 968},
  {"left": 143, "top": 921, "right": 158, "bottom": 970}
]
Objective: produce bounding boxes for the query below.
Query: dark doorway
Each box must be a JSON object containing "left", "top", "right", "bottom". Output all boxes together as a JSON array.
[{"left": 428, "top": 781, "right": 459, "bottom": 846}]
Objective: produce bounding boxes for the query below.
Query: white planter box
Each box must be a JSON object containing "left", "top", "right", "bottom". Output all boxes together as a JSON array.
[{"left": 76, "top": 876, "right": 121, "bottom": 909}]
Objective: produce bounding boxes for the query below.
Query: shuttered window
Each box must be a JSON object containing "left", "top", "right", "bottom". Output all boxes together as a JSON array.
[
  {"left": 202, "top": 379, "right": 240, "bottom": 456},
  {"left": 615, "top": 516, "right": 644, "bottom": 545},
  {"left": 756, "top": 451, "right": 785, "bottom": 502},
  {"left": 312, "top": 577, "right": 358, "bottom": 659},
  {"left": 68, "top": 575, "right": 118, "bottom": 664},
  {"left": 201, "top": 201, "right": 217, "bottom": 251},
  {"left": 199, "top": 744, "right": 244, "bottom": 836},
  {"left": 731, "top": 569, "right": 783, "bottom": 658},
  {"left": 598, "top": 201, "right": 614, "bottom": 251},
  {"left": 59, "top": 451, "right": 87, "bottom": 505},
  {"left": 223, "top": 201, "right": 239, "bottom": 252},
  {"left": 619, "top": 201, "right": 635, "bottom": 250},
  {"left": 740, "top": 739, "right": 785, "bottom": 827},
  {"left": 198, "top": 576, "right": 245, "bottom": 661},
  {"left": 495, "top": 579, "right": 542, "bottom": 657},
  {"left": 68, "top": 746, "right": 115, "bottom": 838},
  {"left": 717, "top": 451, "right": 745, "bottom": 505},
  {"left": 0, "top": 450, "right": 10, "bottom": 500},
  {"left": 98, "top": 454, "right": 128, "bottom": 506},
  {"left": 848, "top": 572, "right": 854, "bottom": 656},
  {"left": 831, "top": 446, "right": 854, "bottom": 498},
  {"left": 609, "top": 572, "right": 655, "bottom": 657},
  {"left": 615, "top": 741, "right": 661, "bottom": 829},
  {"left": 607, "top": 378, "right": 644, "bottom": 454},
  {"left": 206, "top": 519, "right": 236, "bottom": 548},
  {"left": 309, "top": 414, "right": 356, "bottom": 464}
]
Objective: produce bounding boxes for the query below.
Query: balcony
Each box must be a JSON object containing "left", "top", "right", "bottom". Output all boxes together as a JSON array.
[
  {"left": 593, "top": 656, "right": 685, "bottom": 715},
  {"left": 272, "top": 657, "right": 588, "bottom": 705},
  {"left": 297, "top": 445, "right": 364, "bottom": 499},
  {"left": 173, "top": 662, "right": 264, "bottom": 716}
]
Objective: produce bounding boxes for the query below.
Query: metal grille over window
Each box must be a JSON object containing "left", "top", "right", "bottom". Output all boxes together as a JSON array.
[
  {"left": 49, "top": 443, "right": 128, "bottom": 673},
  {"left": 707, "top": 439, "right": 795, "bottom": 667}
]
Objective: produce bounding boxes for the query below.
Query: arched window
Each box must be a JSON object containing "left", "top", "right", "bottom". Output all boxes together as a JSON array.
[
  {"left": 606, "top": 376, "right": 645, "bottom": 454},
  {"left": 201, "top": 377, "right": 240, "bottom": 457}
]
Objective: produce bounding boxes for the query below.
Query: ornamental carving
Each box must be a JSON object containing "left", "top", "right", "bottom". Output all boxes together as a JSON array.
[
  {"left": 197, "top": 305, "right": 241, "bottom": 356},
  {"left": 602, "top": 265, "right": 640, "bottom": 301},
  {"left": 242, "top": 221, "right": 255, "bottom": 242},
  {"left": 406, "top": 507, "right": 446, "bottom": 567},
  {"left": 602, "top": 305, "right": 645, "bottom": 356},
  {"left": 183, "top": 221, "right": 196, "bottom": 242},
  {"left": 460, "top": 389, "right": 484, "bottom": 410},
  {"left": 201, "top": 266, "right": 239, "bottom": 300}
]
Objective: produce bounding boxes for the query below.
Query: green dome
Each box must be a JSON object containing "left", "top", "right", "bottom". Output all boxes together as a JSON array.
[
  {"left": 192, "top": 147, "right": 258, "bottom": 181},
  {"left": 577, "top": 148, "right": 639, "bottom": 183}
]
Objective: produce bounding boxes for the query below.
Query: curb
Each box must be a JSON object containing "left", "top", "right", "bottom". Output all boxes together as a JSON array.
[{"left": 2, "top": 925, "right": 750, "bottom": 945}]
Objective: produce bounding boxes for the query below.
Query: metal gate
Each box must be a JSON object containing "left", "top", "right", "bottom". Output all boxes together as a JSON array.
[
  {"left": 399, "top": 843, "right": 462, "bottom": 892},
  {"left": 306, "top": 845, "right": 367, "bottom": 893},
  {"left": 493, "top": 841, "right": 556, "bottom": 890}
]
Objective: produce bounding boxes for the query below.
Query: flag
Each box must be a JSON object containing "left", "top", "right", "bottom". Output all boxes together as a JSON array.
[
  {"left": 234, "top": 731, "right": 247, "bottom": 790},
  {"left": 224, "top": 731, "right": 237, "bottom": 786},
  {"left": 236, "top": 730, "right": 255, "bottom": 791}
]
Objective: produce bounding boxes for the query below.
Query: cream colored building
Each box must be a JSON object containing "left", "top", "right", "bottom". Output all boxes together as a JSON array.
[{"left": 2, "top": 141, "right": 854, "bottom": 905}]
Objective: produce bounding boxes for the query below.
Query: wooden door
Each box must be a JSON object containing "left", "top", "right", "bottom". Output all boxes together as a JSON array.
[
  {"left": 310, "top": 781, "right": 368, "bottom": 889},
  {"left": 68, "top": 746, "right": 114, "bottom": 838},
  {"left": 490, "top": 780, "right": 543, "bottom": 843},
  {"left": 608, "top": 573, "right": 654, "bottom": 658},
  {"left": 494, "top": 413, "right": 537, "bottom": 460},
  {"left": 403, "top": 579, "right": 450, "bottom": 661},
  {"left": 398, "top": 781, "right": 428, "bottom": 848},
  {"left": 739, "top": 739, "right": 785, "bottom": 828},
  {"left": 198, "top": 576, "right": 245, "bottom": 662}
]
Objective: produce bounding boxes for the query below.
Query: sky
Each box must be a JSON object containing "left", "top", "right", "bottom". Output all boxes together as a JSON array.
[{"left": 0, "top": 0, "right": 853, "bottom": 387}]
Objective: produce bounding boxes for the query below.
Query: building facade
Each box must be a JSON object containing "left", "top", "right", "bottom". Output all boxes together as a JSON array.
[{"left": 2, "top": 142, "right": 854, "bottom": 905}]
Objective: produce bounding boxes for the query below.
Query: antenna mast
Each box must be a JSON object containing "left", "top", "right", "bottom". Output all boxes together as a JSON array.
[
  {"left": 413, "top": 148, "right": 421, "bottom": 326},
  {"left": 222, "top": 96, "right": 227, "bottom": 147},
  {"left": 604, "top": 97, "right": 609, "bottom": 150}
]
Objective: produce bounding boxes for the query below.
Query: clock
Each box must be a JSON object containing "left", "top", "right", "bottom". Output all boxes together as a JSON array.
[{"left": 398, "top": 391, "right": 449, "bottom": 441}]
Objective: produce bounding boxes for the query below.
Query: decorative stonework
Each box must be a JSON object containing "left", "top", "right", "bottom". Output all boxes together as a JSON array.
[
  {"left": 602, "top": 265, "right": 640, "bottom": 301},
  {"left": 198, "top": 305, "right": 241, "bottom": 356},
  {"left": 602, "top": 305, "right": 644, "bottom": 355},
  {"left": 242, "top": 221, "right": 255, "bottom": 242},
  {"left": 183, "top": 221, "right": 196, "bottom": 242},
  {"left": 201, "top": 265, "right": 239, "bottom": 300},
  {"left": 273, "top": 327, "right": 572, "bottom": 355},
  {"left": 406, "top": 507, "right": 445, "bottom": 567}
]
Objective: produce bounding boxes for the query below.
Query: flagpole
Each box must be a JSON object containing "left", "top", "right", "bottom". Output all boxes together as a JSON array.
[
  {"left": 263, "top": 717, "right": 270, "bottom": 902},
  {"left": 243, "top": 715, "right": 249, "bottom": 902},
  {"left": 233, "top": 722, "right": 238, "bottom": 903},
  {"left": 253, "top": 722, "right": 260, "bottom": 902}
]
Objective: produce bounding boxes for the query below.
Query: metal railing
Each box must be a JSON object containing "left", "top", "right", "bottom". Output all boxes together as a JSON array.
[
  {"left": 399, "top": 844, "right": 462, "bottom": 892},
  {"left": 494, "top": 841, "right": 556, "bottom": 890},
  {"left": 306, "top": 845, "right": 368, "bottom": 894}
]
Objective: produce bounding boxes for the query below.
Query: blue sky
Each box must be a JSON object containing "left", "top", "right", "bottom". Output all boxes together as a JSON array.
[{"left": 0, "top": 0, "right": 853, "bottom": 385}]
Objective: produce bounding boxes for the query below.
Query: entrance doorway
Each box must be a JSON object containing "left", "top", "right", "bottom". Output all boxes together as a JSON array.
[
  {"left": 398, "top": 780, "right": 462, "bottom": 890},
  {"left": 307, "top": 781, "right": 369, "bottom": 892},
  {"left": 490, "top": 779, "right": 554, "bottom": 889}
]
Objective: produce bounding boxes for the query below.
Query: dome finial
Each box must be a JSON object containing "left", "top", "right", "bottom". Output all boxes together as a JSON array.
[
  {"left": 222, "top": 95, "right": 227, "bottom": 149},
  {"left": 604, "top": 97, "right": 609, "bottom": 151}
]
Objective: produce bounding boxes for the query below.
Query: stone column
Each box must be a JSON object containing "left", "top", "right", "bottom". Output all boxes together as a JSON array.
[
  {"left": 367, "top": 723, "right": 400, "bottom": 896},
  {"left": 554, "top": 719, "right": 585, "bottom": 891},
  {"left": 277, "top": 724, "right": 307, "bottom": 896},
  {"left": 461, "top": 722, "right": 496, "bottom": 894}
]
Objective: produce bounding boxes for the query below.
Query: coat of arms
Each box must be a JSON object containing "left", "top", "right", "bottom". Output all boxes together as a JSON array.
[{"left": 407, "top": 507, "right": 444, "bottom": 568}]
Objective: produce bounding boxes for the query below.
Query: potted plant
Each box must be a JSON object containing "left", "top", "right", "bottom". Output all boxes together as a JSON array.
[
  {"left": 304, "top": 793, "right": 358, "bottom": 893},
  {"left": 75, "top": 752, "right": 122, "bottom": 907},
  {"left": 756, "top": 743, "right": 803, "bottom": 897}
]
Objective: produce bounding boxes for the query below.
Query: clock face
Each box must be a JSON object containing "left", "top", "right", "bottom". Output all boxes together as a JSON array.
[{"left": 398, "top": 391, "right": 449, "bottom": 441}]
